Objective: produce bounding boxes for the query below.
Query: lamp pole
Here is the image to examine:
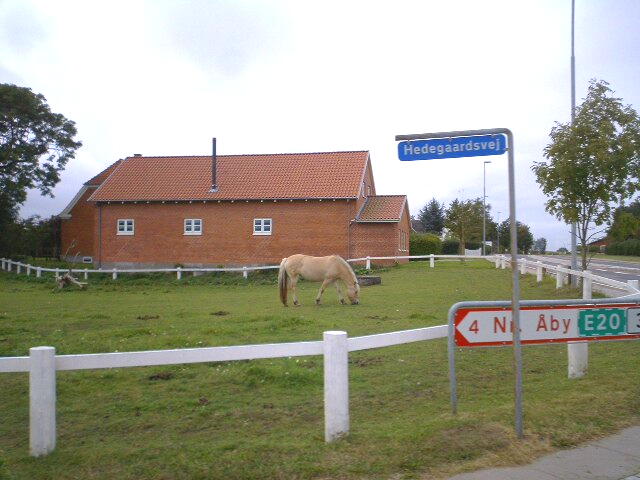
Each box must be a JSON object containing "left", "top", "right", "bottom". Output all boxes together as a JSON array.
[
  {"left": 482, "top": 160, "right": 492, "bottom": 255},
  {"left": 570, "top": 0, "right": 578, "bottom": 284}
]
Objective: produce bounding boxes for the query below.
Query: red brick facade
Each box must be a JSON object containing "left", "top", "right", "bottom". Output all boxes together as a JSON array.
[{"left": 59, "top": 151, "right": 410, "bottom": 268}]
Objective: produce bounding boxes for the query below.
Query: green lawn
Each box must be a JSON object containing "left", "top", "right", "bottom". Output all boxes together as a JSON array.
[{"left": 0, "top": 261, "right": 638, "bottom": 479}]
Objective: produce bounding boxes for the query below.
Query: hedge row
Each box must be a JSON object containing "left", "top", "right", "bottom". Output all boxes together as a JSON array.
[
  {"left": 605, "top": 239, "right": 640, "bottom": 256},
  {"left": 409, "top": 234, "right": 485, "bottom": 256}
]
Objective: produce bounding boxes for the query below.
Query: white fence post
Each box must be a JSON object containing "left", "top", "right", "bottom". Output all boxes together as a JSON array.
[
  {"left": 520, "top": 262, "right": 526, "bottom": 275},
  {"left": 243, "top": 266, "right": 248, "bottom": 279},
  {"left": 323, "top": 331, "right": 349, "bottom": 442},
  {"left": 568, "top": 271, "right": 591, "bottom": 380},
  {"left": 27, "top": 264, "right": 32, "bottom": 276},
  {"left": 112, "top": 268, "right": 117, "bottom": 280},
  {"left": 556, "top": 270, "right": 563, "bottom": 289},
  {"left": 366, "top": 256, "right": 371, "bottom": 270},
  {"left": 84, "top": 269, "right": 88, "bottom": 280},
  {"left": 494, "top": 256, "right": 500, "bottom": 268},
  {"left": 582, "top": 271, "right": 592, "bottom": 299},
  {"left": 429, "top": 254, "right": 435, "bottom": 268},
  {"left": 500, "top": 255, "right": 506, "bottom": 269},
  {"left": 17, "top": 263, "right": 22, "bottom": 274},
  {"left": 36, "top": 267, "right": 42, "bottom": 278},
  {"left": 1, "top": 258, "right": 4, "bottom": 270},
  {"left": 30, "top": 346, "right": 56, "bottom": 457},
  {"left": 176, "top": 267, "right": 182, "bottom": 280},
  {"left": 536, "top": 262, "right": 543, "bottom": 282},
  {"left": 628, "top": 279, "right": 639, "bottom": 291}
]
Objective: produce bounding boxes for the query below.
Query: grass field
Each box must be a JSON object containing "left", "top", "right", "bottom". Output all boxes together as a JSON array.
[{"left": 0, "top": 260, "right": 638, "bottom": 479}]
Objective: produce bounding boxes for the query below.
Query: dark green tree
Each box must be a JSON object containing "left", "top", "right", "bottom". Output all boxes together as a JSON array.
[
  {"left": 498, "top": 219, "right": 535, "bottom": 254},
  {"left": 0, "top": 83, "right": 82, "bottom": 223},
  {"left": 533, "top": 237, "right": 547, "bottom": 254},
  {"left": 445, "top": 198, "right": 484, "bottom": 255},
  {"left": 417, "top": 197, "right": 445, "bottom": 234},
  {"left": 608, "top": 198, "right": 640, "bottom": 242},
  {"left": 532, "top": 79, "right": 640, "bottom": 269}
]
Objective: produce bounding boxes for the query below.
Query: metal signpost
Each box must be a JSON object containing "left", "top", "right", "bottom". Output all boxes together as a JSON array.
[{"left": 395, "top": 128, "right": 525, "bottom": 437}]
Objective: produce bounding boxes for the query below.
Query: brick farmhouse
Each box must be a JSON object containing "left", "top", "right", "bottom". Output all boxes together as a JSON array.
[{"left": 59, "top": 149, "right": 410, "bottom": 268}]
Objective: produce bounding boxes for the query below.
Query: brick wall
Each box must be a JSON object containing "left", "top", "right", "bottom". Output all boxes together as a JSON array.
[
  {"left": 95, "top": 200, "right": 358, "bottom": 268},
  {"left": 60, "top": 187, "right": 98, "bottom": 261}
]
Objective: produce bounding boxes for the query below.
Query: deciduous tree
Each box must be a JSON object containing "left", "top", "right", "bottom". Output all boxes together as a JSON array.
[{"left": 532, "top": 79, "right": 640, "bottom": 269}]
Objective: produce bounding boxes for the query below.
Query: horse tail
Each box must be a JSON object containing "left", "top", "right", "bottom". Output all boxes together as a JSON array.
[{"left": 278, "top": 258, "right": 288, "bottom": 306}]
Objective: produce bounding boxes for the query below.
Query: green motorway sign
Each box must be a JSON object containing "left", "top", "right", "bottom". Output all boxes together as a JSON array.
[{"left": 578, "top": 308, "right": 627, "bottom": 337}]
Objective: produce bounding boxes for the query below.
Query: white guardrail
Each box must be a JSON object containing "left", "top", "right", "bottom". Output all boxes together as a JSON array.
[{"left": 1, "top": 254, "right": 639, "bottom": 457}]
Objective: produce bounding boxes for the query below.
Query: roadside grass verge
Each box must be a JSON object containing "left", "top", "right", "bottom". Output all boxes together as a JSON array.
[{"left": 0, "top": 260, "right": 637, "bottom": 479}]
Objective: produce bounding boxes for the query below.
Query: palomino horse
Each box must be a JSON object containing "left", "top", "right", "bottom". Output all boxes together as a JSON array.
[{"left": 278, "top": 254, "right": 360, "bottom": 306}]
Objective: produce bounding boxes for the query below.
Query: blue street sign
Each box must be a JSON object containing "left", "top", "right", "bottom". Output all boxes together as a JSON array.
[{"left": 398, "top": 134, "right": 507, "bottom": 161}]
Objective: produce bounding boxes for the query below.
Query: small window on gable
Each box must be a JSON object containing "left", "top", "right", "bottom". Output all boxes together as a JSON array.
[
  {"left": 184, "top": 219, "right": 202, "bottom": 235},
  {"left": 361, "top": 182, "right": 366, "bottom": 198},
  {"left": 117, "top": 219, "right": 134, "bottom": 235},
  {"left": 253, "top": 218, "right": 272, "bottom": 236}
]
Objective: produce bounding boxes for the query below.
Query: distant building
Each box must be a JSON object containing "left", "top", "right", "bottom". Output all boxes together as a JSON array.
[{"left": 59, "top": 149, "right": 410, "bottom": 268}]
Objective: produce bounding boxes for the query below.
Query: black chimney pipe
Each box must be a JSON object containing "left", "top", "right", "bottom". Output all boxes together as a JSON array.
[{"left": 211, "top": 137, "right": 218, "bottom": 192}]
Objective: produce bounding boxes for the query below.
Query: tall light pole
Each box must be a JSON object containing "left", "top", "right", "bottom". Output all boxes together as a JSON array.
[
  {"left": 482, "top": 160, "right": 492, "bottom": 255},
  {"left": 570, "top": 0, "right": 578, "bottom": 284}
]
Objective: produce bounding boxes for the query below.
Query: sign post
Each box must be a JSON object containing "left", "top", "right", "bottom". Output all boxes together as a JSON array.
[{"left": 395, "top": 128, "right": 524, "bottom": 437}]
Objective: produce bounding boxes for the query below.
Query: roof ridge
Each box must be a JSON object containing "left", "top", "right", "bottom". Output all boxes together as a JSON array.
[
  {"left": 369, "top": 194, "right": 407, "bottom": 198},
  {"left": 124, "top": 150, "right": 369, "bottom": 159}
]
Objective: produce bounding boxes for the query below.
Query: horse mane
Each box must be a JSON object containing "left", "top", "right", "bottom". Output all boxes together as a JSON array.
[{"left": 334, "top": 255, "right": 357, "bottom": 284}]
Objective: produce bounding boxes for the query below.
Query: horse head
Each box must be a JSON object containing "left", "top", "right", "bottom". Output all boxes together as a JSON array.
[{"left": 346, "top": 280, "right": 360, "bottom": 305}]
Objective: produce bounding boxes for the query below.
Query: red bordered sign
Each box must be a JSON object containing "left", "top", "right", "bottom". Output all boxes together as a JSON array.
[{"left": 454, "top": 304, "right": 640, "bottom": 347}]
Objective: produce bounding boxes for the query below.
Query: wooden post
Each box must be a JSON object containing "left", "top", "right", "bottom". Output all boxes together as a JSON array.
[
  {"left": 500, "top": 256, "right": 506, "bottom": 269},
  {"left": 17, "top": 263, "right": 22, "bottom": 274},
  {"left": 242, "top": 267, "right": 248, "bottom": 279},
  {"left": 30, "top": 346, "right": 56, "bottom": 457},
  {"left": 366, "top": 256, "right": 371, "bottom": 270},
  {"left": 520, "top": 262, "right": 526, "bottom": 275},
  {"left": 36, "top": 267, "right": 42, "bottom": 278},
  {"left": 112, "top": 268, "right": 117, "bottom": 280},
  {"left": 323, "top": 331, "right": 349, "bottom": 442},
  {"left": 176, "top": 267, "right": 182, "bottom": 280},
  {"left": 494, "top": 256, "right": 500, "bottom": 268},
  {"left": 84, "top": 269, "right": 88, "bottom": 280},
  {"left": 429, "top": 254, "right": 435, "bottom": 268},
  {"left": 27, "top": 264, "right": 32, "bottom": 276}
]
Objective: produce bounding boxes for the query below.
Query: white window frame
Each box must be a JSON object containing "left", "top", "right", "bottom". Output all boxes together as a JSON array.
[
  {"left": 253, "top": 218, "right": 272, "bottom": 236},
  {"left": 117, "top": 219, "right": 134, "bottom": 235},
  {"left": 184, "top": 218, "right": 203, "bottom": 236}
]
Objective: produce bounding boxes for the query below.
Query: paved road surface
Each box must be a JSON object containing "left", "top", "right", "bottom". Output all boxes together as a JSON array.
[{"left": 526, "top": 255, "right": 640, "bottom": 289}]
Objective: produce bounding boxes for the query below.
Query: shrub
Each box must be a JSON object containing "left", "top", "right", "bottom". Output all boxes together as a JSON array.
[
  {"left": 409, "top": 233, "right": 442, "bottom": 256},
  {"left": 605, "top": 239, "right": 640, "bottom": 256},
  {"left": 442, "top": 239, "right": 459, "bottom": 254}
]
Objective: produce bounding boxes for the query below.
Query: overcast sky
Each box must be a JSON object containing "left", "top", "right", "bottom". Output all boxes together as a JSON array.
[{"left": 2, "top": 0, "right": 639, "bottom": 251}]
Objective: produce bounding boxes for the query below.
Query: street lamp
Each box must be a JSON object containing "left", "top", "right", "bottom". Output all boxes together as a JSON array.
[{"left": 482, "top": 160, "right": 492, "bottom": 255}]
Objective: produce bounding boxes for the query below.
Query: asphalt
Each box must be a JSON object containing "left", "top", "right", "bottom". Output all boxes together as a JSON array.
[{"left": 448, "top": 426, "right": 640, "bottom": 480}]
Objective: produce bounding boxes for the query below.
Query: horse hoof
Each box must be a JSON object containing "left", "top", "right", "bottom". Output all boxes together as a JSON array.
[
  {"left": 340, "top": 299, "right": 346, "bottom": 305},
  {"left": 315, "top": 299, "right": 321, "bottom": 305}
]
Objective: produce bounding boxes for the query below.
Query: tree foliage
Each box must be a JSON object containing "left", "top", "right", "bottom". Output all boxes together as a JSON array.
[
  {"left": 498, "top": 219, "right": 535, "bottom": 254},
  {"left": 533, "top": 237, "right": 547, "bottom": 254},
  {"left": 0, "top": 83, "right": 82, "bottom": 214},
  {"left": 608, "top": 198, "right": 640, "bottom": 242},
  {"left": 532, "top": 79, "right": 640, "bottom": 269},
  {"left": 417, "top": 198, "right": 445, "bottom": 234},
  {"left": 444, "top": 198, "right": 484, "bottom": 254}
]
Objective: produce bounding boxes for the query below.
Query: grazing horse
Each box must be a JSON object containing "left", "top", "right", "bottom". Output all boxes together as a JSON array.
[{"left": 278, "top": 254, "right": 360, "bottom": 306}]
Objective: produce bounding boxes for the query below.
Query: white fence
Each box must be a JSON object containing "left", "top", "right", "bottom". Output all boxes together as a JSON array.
[
  {"left": 1, "top": 254, "right": 481, "bottom": 280},
  {"left": 1, "top": 254, "right": 639, "bottom": 457}
]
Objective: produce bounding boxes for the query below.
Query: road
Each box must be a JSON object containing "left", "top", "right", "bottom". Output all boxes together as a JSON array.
[{"left": 526, "top": 255, "right": 640, "bottom": 289}]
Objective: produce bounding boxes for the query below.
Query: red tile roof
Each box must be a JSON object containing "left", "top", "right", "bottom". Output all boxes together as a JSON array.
[
  {"left": 88, "top": 151, "right": 370, "bottom": 202},
  {"left": 84, "top": 159, "right": 123, "bottom": 186},
  {"left": 356, "top": 195, "right": 407, "bottom": 222}
]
